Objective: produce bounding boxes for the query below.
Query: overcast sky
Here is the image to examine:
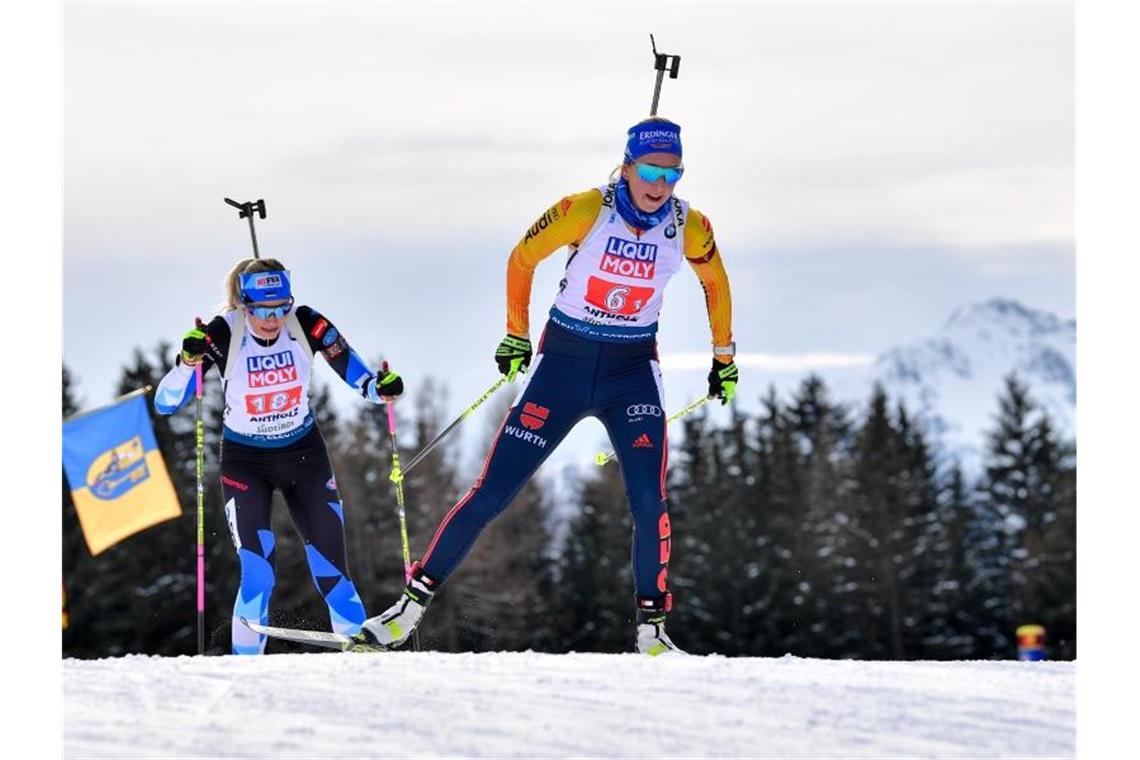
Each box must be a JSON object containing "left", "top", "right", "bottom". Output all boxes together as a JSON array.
[{"left": 64, "top": 1, "right": 1073, "bottom": 455}]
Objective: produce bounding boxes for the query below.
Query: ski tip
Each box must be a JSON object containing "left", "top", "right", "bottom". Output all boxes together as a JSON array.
[{"left": 594, "top": 452, "right": 609, "bottom": 466}]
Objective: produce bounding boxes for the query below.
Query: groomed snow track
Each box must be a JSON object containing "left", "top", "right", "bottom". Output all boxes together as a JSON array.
[{"left": 64, "top": 651, "right": 1075, "bottom": 758}]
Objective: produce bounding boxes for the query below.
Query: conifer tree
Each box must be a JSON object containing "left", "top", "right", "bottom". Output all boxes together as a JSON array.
[
  {"left": 891, "top": 402, "right": 942, "bottom": 657},
  {"left": 1026, "top": 414, "right": 1077, "bottom": 659},
  {"left": 923, "top": 463, "right": 980, "bottom": 658},
  {"left": 976, "top": 372, "right": 1076, "bottom": 659},
  {"left": 843, "top": 385, "right": 901, "bottom": 658},
  {"left": 1035, "top": 410, "right": 1076, "bottom": 660},
  {"left": 63, "top": 364, "right": 81, "bottom": 417},
  {"left": 787, "top": 376, "right": 855, "bottom": 657},
  {"left": 706, "top": 404, "right": 762, "bottom": 655},
  {"left": 974, "top": 373, "right": 1038, "bottom": 656},
  {"left": 750, "top": 386, "right": 811, "bottom": 656}
]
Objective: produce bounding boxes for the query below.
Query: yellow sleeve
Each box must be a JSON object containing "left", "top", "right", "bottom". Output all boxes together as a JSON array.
[
  {"left": 684, "top": 207, "right": 734, "bottom": 358},
  {"left": 506, "top": 189, "right": 602, "bottom": 337}
]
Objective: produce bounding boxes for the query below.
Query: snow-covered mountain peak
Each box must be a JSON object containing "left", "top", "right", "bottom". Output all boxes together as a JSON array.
[
  {"left": 942, "top": 297, "right": 1074, "bottom": 341},
  {"left": 830, "top": 297, "right": 1075, "bottom": 474}
]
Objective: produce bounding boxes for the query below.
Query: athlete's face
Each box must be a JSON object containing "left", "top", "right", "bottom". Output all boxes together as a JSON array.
[
  {"left": 246, "top": 299, "right": 290, "bottom": 339},
  {"left": 621, "top": 152, "right": 682, "bottom": 214}
]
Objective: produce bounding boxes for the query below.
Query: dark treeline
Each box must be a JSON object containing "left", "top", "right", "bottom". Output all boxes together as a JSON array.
[{"left": 63, "top": 347, "right": 1075, "bottom": 660}]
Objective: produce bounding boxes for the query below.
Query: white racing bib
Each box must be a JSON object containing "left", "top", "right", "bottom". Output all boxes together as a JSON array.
[
  {"left": 220, "top": 311, "right": 315, "bottom": 446},
  {"left": 551, "top": 183, "right": 688, "bottom": 340}
]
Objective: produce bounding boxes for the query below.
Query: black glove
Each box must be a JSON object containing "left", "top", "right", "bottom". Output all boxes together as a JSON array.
[
  {"left": 367, "top": 367, "right": 404, "bottom": 402},
  {"left": 707, "top": 358, "right": 739, "bottom": 405},
  {"left": 181, "top": 320, "right": 210, "bottom": 365},
  {"left": 494, "top": 334, "right": 532, "bottom": 381}
]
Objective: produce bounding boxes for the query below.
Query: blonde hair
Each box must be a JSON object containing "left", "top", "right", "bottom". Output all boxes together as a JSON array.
[{"left": 222, "top": 257, "right": 289, "bottom": 311}]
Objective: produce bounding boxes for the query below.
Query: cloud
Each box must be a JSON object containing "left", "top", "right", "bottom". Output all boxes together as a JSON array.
[{"left": 64, "top": 2, "right": 1073, "bottom": 260}]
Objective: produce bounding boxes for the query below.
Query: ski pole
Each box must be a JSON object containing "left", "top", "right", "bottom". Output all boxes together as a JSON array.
[
  {"left": 401, "top": 374, "right": 512, "bottom": 475},
  {"left": 191, "top": 316, "right": 222, "bottom": 655},
  {"left": 223, "top": 197, "right": 267, "bottom": 259},
  {"left": 194, "top": 355, "right": 206, "bottom": 655},
  {"left": 383, "top": 386, "right": 412, "bottom": 583},
  {"left": 648, "top": 34, "right": 681, "bottom": 117},
  {"left": 381, "top": 365, "right": 419, "bottom": 650},
  {"left": 594, "top": 395, "right": 713, "bottom": 466}
]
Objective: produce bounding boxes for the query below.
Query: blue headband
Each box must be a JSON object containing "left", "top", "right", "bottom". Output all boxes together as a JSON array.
[
  {"left": 624, "top": 119, "right": 683, "bottom": 162},
  {"left": 239, "top": 270, "right": 292, "bottom": 304}
]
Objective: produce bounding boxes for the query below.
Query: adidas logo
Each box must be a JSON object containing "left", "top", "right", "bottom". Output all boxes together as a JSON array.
[{"left": 632, "top": 433, "right": 653, "bottom": 449}]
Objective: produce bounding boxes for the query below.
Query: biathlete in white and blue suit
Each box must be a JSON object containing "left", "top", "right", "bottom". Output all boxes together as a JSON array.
[
  {"left": 355, "top": 117, "right": 739, "bottom": 656},
  {"left": 155, "top": 258, "right": 404, "bottom": 654}
]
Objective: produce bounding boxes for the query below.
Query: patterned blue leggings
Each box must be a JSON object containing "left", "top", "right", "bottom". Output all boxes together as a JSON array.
[{"left": 220, "top": 430, "right": 365, "bottom": 654}]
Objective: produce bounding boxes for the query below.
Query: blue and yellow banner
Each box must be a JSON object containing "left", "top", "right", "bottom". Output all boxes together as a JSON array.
[{"left": 63, "top": 391, "right": 181, "bottom": 556}]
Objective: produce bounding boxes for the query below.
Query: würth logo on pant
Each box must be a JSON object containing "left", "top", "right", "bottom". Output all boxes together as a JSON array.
[
  {"left": 632, "top": 433, "right": 654, "bottom": 449},
  {"left": 506, "top": 402, "right": 551, "bottom": 449},
  {"left": 520, "top": 402, "right": 550, "bottom": 430}
]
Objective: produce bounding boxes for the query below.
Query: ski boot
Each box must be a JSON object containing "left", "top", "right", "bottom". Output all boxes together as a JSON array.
[
  {"left": 353, "top": 563, "right": 437, "bottom": 649},
  {"left": 636, "top": 594, "right": 685, "bottom": 656}
]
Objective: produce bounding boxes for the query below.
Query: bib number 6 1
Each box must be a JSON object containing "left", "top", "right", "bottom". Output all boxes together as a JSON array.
[{"left": 606, "top": 286, "right": 631, "bottom": 311}]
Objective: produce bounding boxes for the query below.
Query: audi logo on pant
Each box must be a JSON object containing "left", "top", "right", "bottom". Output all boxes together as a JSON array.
[{"left": 626, "top": 404, "right": 663, "bottom": 417}]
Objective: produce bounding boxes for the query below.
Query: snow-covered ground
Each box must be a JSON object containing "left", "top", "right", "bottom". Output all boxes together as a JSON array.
[{"left": 64, "top": 651, "right": 1074, "bottom": 758}]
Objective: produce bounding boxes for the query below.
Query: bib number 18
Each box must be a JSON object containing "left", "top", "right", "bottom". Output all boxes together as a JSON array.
[{"left": 244, "top": 386, "right": 302, "bottom": 415}]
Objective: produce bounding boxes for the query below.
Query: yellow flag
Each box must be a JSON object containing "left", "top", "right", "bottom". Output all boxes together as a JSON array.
[{"left": 63, "top": 391, "right": 182, "bottom": 555}]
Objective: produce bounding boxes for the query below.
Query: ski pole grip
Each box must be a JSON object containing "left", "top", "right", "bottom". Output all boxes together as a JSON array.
[{"left": 380, "top": 360, "right": 397, "bottom": 434}]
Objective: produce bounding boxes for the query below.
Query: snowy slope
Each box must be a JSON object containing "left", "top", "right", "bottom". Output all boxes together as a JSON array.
[
  {"left": 64, "top": 651, "right": 1075, "bottom": 759},
  {"left": 826, "top": 298, "right": 1075, "bottom": 472}
]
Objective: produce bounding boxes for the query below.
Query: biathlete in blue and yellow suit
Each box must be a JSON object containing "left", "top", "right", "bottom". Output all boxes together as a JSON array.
[
  {"left": 154, "top": 258, "right": 405, "bottom": 654},
  {"left": 357, "top": 117, "right": 737, "bottom": 655}
]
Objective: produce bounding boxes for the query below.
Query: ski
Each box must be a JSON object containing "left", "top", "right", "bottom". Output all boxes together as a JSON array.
[{"left": 240, "top": 618, "right": 387, "bottom": 653}]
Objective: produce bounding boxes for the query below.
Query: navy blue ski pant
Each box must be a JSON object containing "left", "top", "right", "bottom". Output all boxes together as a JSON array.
[{"left": 420, "top": 321, "right": 674, "bottom": 606}]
